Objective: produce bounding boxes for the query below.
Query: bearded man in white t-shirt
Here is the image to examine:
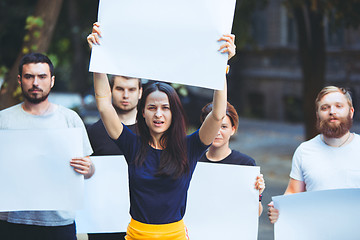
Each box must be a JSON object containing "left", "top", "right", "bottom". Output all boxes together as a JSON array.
[{"left": 268, "top": 86, "right": 360, "bottom": 224}]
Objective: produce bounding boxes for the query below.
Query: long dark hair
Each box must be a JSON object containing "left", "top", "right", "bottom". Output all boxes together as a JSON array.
[{"left": 135, "top": 82, "right": 188, "bottom": 178}]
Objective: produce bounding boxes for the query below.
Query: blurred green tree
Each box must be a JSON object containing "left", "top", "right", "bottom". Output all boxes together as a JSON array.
[
  {"left": 232, "top": 0, "right": 268, "bottom": 49},
  {"left": 0, "top": 0, "right": 98, "bottom": 110},
  {"left": 47, "top": 0, "right": 98, "bottom": 94}
]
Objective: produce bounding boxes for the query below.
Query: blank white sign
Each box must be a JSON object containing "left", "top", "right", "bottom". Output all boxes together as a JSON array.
[
  {"left": 76, "top": 156, "right": 130, "bottom": 233},
  {"left": 89, "top": 0, "right": 236, "bottom": 90},
  {"left": 0, "top": 128, "right": 84, "bottom": 211},
  {"left": 273, "top": 188, "right": 360, "bottom": 240}
]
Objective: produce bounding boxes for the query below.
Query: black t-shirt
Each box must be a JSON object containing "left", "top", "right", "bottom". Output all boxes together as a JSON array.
[
  {"left": 199, "top": 150, "right": 256, "bottom": 166},
  {"left": 86, "top": 119, "right": 137, "bottom": 156}
]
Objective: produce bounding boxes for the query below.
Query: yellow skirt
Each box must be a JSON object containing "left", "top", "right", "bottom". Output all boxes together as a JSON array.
[{"left": 125, "top": 218, "right": 189, "bottom": 240}]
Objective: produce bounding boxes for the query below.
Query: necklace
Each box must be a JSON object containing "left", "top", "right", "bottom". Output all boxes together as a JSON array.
[{"left": 321, "top": 132, "right": 352, "bottom": 148}]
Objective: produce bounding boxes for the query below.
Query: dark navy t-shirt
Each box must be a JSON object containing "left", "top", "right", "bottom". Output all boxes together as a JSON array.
[
  {"left": 114, "top": 125, "right": 208, "bottom": 224},
  {"left": 87, "top": 119, "right": 137, "bottom": 156},
  {"left": 199, "top": 150, "right": 256, "bottom": 166}
]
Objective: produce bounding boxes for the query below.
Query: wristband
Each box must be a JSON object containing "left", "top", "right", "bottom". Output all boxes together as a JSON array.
[
  {"left": 226, "top": 65, "right": 230, "bottom": 74},
  {"left": 95, "top": 93, "right": 109, "bottom": 99}
]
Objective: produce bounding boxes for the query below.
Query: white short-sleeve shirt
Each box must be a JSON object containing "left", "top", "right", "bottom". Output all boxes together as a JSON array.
[{"left": 290, "top": 134, "right": 360, "bottom": 192}]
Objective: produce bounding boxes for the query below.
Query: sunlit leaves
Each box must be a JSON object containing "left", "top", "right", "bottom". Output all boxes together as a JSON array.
[{"left": 25, "top": 15, "right": 44, "bottom": 30}]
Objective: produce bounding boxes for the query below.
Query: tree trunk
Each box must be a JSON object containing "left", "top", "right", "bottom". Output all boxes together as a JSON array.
[
  {"left": 67, "top": 0, "right": 89, "bottom": 95},
  {"left": 293, "top": 2, "right": 326, "bottom": 140},
  {"left": 0, "top": 0, "right": 64, "bottom": 110}
]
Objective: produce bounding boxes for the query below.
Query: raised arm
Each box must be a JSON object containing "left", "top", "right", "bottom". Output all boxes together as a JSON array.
[
  {"left": 93, "top": 73, "right": 123, "bottom": 139},
  {"left": 88, "top": 23, "right": 123, "bottom": 139},
  {"left": 199, "top": 34, "right": 235, "bottom": 145},
  {"left": 199, "top": 79, "right": 227, "bottom": 145}
]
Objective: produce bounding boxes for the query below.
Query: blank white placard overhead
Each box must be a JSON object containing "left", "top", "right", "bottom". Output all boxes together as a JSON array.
[
  {"left": 0, "top": 128, "right": 84, "bottom": 211},
  {"left": 273, "top": 188, "right": 360, "bottom": 240},
  {"left": 76, "top": 156, "right": 131, "bottom": 233},
  {"left": 89, "top": 0, "right": 237, "bottom": 90}
]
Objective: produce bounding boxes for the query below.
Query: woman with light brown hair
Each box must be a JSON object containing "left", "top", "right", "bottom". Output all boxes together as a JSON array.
[{"left": 200, "top": 101, "right": 265, "bottom": 216}]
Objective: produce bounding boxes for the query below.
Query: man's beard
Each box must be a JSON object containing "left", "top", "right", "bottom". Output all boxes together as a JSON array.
[
  {"left": 114, "top": 105, "right": 137, "bottom": 114},
  {"left": 316, "top": 113, "right": 353, "bottom": 138},
  {"left": 22, "top": 86, "right": 50, "bottom": 104}
]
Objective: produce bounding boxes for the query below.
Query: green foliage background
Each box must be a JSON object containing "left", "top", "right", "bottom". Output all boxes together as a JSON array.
[{"left": 0, "top": 0, "right": 99, "bottom": 94}]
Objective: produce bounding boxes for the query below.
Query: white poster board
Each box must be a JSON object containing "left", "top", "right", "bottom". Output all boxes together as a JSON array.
[
  {"left": 273, "top": 188, "right": 360, "bottom": 240},
  {"left": 185, "top": 162, "right": 260, "bottom": 240},
  {"left": 0, "top": 128, "right": 84, "bottom": 211},
  {"left": 89, "top": 0, "right": 237, "bottom": 90},
  {"left": 76, "top": 156, "right": 130, "bottom": 233}
]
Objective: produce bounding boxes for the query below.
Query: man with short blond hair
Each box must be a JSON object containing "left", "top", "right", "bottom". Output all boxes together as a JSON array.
[{"left": 268, "top": 86, "right": 360, "bottom": 223}]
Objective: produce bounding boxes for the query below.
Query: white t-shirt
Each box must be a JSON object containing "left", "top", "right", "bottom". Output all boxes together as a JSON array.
[
  {"left": 0, "top": 103, "right": 93, "bottom": 226},
  {"left": 290, "top": 134, "right": 360, "bottom": 192}
]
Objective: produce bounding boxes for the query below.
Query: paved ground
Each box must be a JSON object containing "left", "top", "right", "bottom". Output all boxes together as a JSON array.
[{"left": 230, "top": 118, "right": 304, "bottom": 240}]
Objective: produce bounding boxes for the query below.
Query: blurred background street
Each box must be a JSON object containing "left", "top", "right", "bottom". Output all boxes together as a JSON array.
[{"left": 233, "top": 118, "right": 303, "bottom": 240}]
